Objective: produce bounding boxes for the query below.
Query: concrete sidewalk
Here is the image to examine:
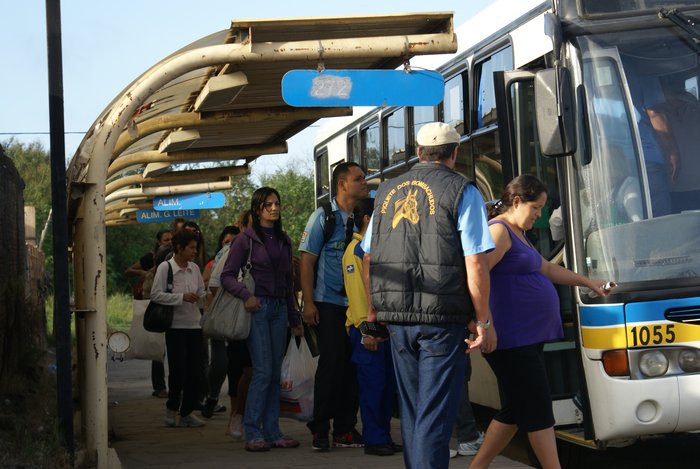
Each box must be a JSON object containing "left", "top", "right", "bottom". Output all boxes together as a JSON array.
[{"left": 107, "top": 356, "right": 532, "bottom": 468}]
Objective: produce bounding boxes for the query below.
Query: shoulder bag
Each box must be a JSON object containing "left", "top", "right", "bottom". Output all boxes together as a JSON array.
[
  {"left": 201, "top": 238, "right": 254, "bottom": 340},
  {"left": 143, "top": 262, "right": 174, "bottom": 333}
]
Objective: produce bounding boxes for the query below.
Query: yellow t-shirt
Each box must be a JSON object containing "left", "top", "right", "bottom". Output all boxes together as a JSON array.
[{"left": 343, "top": 232, "right": 368, "bottom": 331}]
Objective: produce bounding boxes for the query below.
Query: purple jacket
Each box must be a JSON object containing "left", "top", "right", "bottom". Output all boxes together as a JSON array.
[{"left": 220, "top": 227, "right": 301, "bottom": 327}]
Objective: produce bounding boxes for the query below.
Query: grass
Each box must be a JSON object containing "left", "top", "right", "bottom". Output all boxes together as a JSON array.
[{"left": 46, "top": 292, "right": 136, "bottom": 339}]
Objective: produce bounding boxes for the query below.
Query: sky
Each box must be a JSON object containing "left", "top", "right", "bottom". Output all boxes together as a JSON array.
[{"left": 2, "top": 0, "right": 494, "bottom": 178}]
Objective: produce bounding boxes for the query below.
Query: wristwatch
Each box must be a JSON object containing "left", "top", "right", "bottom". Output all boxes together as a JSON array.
[{"left": 476, "top": 319, "right": 491, "bottom": 330}]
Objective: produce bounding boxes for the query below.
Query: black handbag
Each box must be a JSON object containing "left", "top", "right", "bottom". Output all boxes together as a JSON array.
[{"left": 143, "top": 262, "right": 174, "bottom": 333}]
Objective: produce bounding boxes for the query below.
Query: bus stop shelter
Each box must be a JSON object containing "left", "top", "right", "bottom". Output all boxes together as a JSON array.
[{"left": 63, "top": 12, "right": 456, "bottom": 467}]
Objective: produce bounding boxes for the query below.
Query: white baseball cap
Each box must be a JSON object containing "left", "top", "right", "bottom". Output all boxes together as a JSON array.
[{"left": 416, "top": 122, "right": 460, "bottom": 146}]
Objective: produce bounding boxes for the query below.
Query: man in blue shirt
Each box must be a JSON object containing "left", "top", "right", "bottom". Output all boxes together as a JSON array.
[
  {"left": 299, "top": 162, "right": 368, "bottom": 451},
  {"left": 362, "top": 122, "right": 496, "bottom": 469}
]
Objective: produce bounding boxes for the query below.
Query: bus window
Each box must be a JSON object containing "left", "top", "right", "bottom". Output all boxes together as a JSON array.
[
  {"left": 471, "top": 131, "right": 504, "bottom": 204},
  {"left": 454, "top": 141, "right": 475, "bottom": 182},
  {"left": 361, "top": 120, "right": 381, "bottom": 177},
  {"left": 348, "top": 132, "right": 361, "bottom": 165},
  {"left": 315, "top": 148, "right": 330, "bottom": 205},
  {"left": 385, "top": 109, "right": 406, "bottom": 167},
  {"left": 413, "top": 105, "right": 436, "bottom": 146},
  {"left": 444, "top": 73, "right": 465, "bottom": 135},
  {"left": 475, "top": 46, "right": 513, "bottom": 129}
]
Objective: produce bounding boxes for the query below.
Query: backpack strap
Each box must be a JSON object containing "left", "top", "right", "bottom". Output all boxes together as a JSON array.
[{"left": 320, "top": 200, "right": 335, "bottom": 245}]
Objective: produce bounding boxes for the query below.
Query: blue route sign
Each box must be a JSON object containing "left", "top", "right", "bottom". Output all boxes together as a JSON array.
[
  {"left": 136, "top": 209, "right": 200, "bottom": 224},
  {"left": 153, "top": 192, "right": 225, "bottom": 211},
  {"left": 282, "top": 69, "right": 444, "bottom": 107}
]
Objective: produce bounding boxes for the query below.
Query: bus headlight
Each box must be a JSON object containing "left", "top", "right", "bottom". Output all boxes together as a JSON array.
[
  {"left": 678, "top": 349, "right": 700, "bottom": 373},
  {"left": 639, "top": 350, "right": 669, "bottom": 377}
]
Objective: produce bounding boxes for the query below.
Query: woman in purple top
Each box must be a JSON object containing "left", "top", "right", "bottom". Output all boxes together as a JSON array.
[
  {"left": 470, "top": 175, "right": 614, "bottom": 469},
  {"left": 220, "top": 187, "right": 304, "bottom": 452}
]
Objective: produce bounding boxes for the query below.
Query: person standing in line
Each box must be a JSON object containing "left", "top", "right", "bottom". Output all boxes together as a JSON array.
[
  {"left": 125, "top": 228, "right": 172, "bottom": 398},
  {"left": 449, "top": 357, "right": 484, "bottom": 458},
  {"left": 221, "top": 187, "right": 304, "bottom": 452},
  {"left": 151, "top": 229, "right": 206, "bottom": 428},
  {"left": 362, "top": 122, "right": 496, "bottom": 469},
  {"left": 299, "top": 162, "right": 368, "bottom": 451},
  {"left": 205, "top": 225, "right": 253, "bottom": 439},
  {"left": 201, "top": 225, "right": 240, "bottom": 419},
  {"left": 342, "top": 197, "right": 401, "bottom": 457},
  {"left": 469, "top": 175, "right": 613, "bottom": 469}
]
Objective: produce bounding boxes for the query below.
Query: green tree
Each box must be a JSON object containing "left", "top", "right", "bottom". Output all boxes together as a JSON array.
[
  {"left": 3, "top": 139, "right": 53, "bottom": 269},
  {"left": 260, "top": 166, "right": 315, "bottom": 252}
]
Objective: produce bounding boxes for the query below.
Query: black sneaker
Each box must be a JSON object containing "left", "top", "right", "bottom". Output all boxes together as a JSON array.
[
  {"left": 390, "top": 441, "right": 403, "bottom": 452},
  {"left": 201, "top": 398, "right": 217, "bottom": 419},
  {"left": 312, "top": 433, "right": 330, "bottom": 451},
  {"left": 364, "top": 444, "right": 394, "bottom": 456},
  {"left": 332, "top": 429, "right": 364, "bottom": 448}
]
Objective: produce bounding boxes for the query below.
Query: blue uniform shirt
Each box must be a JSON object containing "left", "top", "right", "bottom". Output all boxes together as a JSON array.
[{"left": 299, "top": 198, "right": 352, "bottom": 306}]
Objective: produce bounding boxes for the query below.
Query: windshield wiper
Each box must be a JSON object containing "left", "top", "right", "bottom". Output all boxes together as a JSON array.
[{"left": 658, "top": 8, "right": 700, "bottom": 52}]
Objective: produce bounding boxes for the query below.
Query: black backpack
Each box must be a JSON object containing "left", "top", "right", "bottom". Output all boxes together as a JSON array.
[{"left": 320, "top": 200, "right": 354, "bottom": 247}]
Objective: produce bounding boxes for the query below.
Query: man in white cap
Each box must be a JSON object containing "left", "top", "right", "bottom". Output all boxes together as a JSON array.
[{"left": 361, "top": 122, "right": 497, "bottom": 469}]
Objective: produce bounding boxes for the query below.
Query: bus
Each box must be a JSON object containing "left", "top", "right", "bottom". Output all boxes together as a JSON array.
[{"left": 312, "top": 0, "right": 700, "bottom": 450}]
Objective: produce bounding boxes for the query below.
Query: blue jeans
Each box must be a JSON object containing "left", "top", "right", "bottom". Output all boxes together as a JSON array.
[
  {"left": 388, "top": 323, "right": 467, "bottom": 469},
  {"left": 244, "top": 297, "right": 288, "bottom": 442}
]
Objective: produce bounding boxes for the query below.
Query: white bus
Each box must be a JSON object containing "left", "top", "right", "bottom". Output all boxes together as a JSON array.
[{"left": 313, "top": 0, "right": 700, "bottom": 451}]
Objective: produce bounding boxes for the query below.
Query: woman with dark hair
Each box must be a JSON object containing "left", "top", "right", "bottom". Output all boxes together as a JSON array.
[
  {"left": 202, "top": 225, "right": 254, "bottom": 440},
  {"left": 221, "top": 187, "right": 304, "bottom": 452},
  {"left": 151, "top": 230, "right": 206, "bottom": 428},
  {"left": 125, "top": 228, "right": 173, "bottom": 398},
  {"left": 470, "top": 175, "right": 614, "bottom": 469},
  {"left": 182, "top": 220, "right": 207, "bottom": 272}
]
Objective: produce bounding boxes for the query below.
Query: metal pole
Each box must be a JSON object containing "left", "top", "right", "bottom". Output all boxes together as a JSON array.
[{"left": 44, "top": 0, "right": 73, "bottom": 461}]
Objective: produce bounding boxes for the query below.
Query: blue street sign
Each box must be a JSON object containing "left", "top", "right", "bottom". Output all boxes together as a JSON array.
[
  {"left": 136, "top": 209, "right": 200, "bottom": 224},
  {"left": 153, "top": 192, "right": 225, "bottom": 211},
  {"left": 282, "top": 69, "right": 444, "bottom": 107}
]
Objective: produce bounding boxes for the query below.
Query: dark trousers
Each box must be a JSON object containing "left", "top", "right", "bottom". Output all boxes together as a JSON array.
[
  {"left": 455, "top": 355, "right": 479, "bottom": 443},
  {"left": 207, "top": 338, "right": 228, "bottom": 399},
  {"left": 307, "top": 302, "right": 359, "bottom": 436},
  {"left": 165, "top": 328, "right": 203, "bottom": 418},
  {"left": 151, "top": 360, "right": 166, "bottom": 391}
]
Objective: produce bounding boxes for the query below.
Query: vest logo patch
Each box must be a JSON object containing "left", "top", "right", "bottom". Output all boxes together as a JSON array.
[
  {"left": 346, "top": 265, "right": 355, "bottom": 273},
  {"left": 381, "top": 180, "right": 436, "bottom": 229},
  {"left": 392, "top": 189, "right": 420, "bottom": 228}
]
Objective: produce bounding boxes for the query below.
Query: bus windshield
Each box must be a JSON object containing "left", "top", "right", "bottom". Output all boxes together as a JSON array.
[{"left": 576, "top": 27, "right": 700, "bottom": 286}]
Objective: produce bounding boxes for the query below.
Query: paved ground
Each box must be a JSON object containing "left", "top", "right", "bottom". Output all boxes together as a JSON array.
[{"left": 107, "top": 356, "right": 532, "bottom": 468}]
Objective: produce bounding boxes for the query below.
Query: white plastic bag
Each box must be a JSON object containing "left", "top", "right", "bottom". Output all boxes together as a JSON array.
[
  {"left": 280, "top": 336, "right": 318, "bottom": 421},
  {"left": 125, "top": 299, "right": 166, "bottom": 362}
]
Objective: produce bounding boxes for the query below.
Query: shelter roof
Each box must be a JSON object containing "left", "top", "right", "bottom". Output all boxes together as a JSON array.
[{"left": 65, "top": 13, "right": 456, "bottom": 225}]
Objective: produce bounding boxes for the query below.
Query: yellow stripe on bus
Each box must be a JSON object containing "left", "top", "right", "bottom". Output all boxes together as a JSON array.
[
  {"left": 582, "top": 322, "right": 700, "bottom": 350},
  {"left": 581, "top": 326, "right": 628, "bottom": 350},
  {"left": 625, "top": 321, "right": 700, "bottom": 348}
]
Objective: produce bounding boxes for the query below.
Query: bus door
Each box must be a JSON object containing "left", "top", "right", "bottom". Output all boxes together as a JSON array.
[{"left": 494, "top": 70, "right": 583, "bottom": 429}]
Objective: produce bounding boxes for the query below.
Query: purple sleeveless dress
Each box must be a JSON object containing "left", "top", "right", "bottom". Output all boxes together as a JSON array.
[{"left": 488, "top": 220, "right": 563, "bottom": 350}]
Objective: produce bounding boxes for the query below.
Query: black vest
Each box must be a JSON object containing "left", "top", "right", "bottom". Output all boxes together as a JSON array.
[{"left": 370, "top": 162, "right": 475, "bottom": 324}]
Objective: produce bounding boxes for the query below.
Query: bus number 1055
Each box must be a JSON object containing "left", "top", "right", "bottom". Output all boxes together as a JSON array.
[{"left": 628, "top": 324, "right": 676, "bottom": 347}]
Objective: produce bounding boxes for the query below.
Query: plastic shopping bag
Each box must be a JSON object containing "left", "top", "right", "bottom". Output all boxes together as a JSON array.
[
  {"left": 280, "top": 336, "right": 318, "bottom": 422},
  {"left": 125, "top": 299, "right": 166, "bottom": 362}
]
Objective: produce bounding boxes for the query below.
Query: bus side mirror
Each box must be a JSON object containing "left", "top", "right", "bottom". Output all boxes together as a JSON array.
[{"left": 535, "top": 68, "right": 576, "bottom": 157}]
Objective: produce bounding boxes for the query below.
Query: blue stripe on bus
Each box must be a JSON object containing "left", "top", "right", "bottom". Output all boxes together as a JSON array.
[
  {"left": 579, "top": 304, "right": 624, "bottom": 327},
  {"left": 626, "top": 296, "right": 700, "bottom": 323}
]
